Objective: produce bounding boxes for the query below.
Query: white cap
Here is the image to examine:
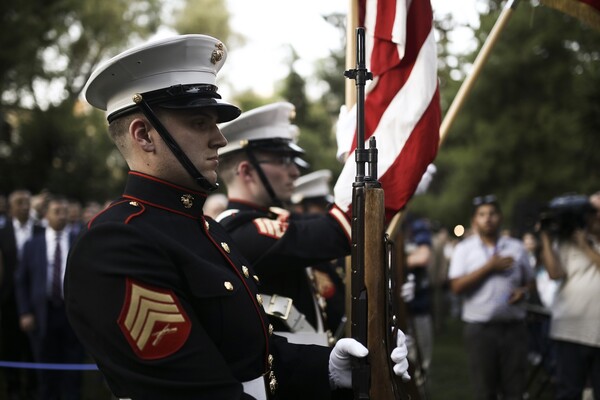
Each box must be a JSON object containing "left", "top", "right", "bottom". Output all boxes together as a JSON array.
[
  {"left": 219, "top": 102, "right": 304, "bottom": 156},
  {"left": 291, "top": 169, "right": 333, "bottom": 204},
  {"left": 82, "top": 34, "right": 239, "bottom": 122}
]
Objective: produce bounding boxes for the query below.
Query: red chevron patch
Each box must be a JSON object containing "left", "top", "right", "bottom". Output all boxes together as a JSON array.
[
  {"left": 118, "top": 278, "right": 191, "bottom": 360},
  {"left": 253, "top": 218, "right": 288, "bottom": 239}
]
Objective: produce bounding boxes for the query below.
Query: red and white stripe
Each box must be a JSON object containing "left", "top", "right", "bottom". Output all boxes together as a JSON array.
[{"left": 334, "top": 0, "right": 441, "bottom": 221}]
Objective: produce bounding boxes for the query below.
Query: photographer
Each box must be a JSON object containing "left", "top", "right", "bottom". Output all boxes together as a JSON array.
[{"left": 539, "top": 192, "right": 600, "bottom": 400}]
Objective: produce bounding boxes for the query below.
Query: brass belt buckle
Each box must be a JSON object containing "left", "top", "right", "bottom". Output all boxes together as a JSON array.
[{"left": 266, "top": 294, "right": 293, "bottom": 321}]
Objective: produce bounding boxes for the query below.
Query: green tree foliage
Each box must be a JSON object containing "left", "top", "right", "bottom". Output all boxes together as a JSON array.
[
  {"left": 0, "top": 0, "right": 164, "bottom": 200},
  {"left": 172, "top": 0, "right": 239, "bottom": 46},
  {"left": 3, "top": 100, "right": 125, "bottom": 202},
  {"left": 1, "top": 0, "right": 163, "bottom": 107},
  {"left": 0, "top": 0, "right": 236, "bottom": 201},
  {"left": 411, "top": 0, "right": 600, "bottom": 234},
  {"left": 277, "top": 47, "right": 343, "bottom": 178}
]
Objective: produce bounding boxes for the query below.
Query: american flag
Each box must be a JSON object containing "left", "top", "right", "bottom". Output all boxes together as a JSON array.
[{"left": 333, "top": 0, "right": 441, "bottom": 222}]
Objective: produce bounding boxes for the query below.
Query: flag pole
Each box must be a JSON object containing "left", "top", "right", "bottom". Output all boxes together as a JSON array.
[
  {"left": 346, "top": 0, "right": 359, "bottom": 109},
  {"left": 344, "top": 0, "right": 358, "bottom": 341},
  {"left": 438, "top": 0, "right": 521, "bottom": 147}
]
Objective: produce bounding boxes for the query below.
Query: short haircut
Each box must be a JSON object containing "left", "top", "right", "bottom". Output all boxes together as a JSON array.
[
  {"left": 107, "top": 112, "right": 139, "bottom": 146},
  {"left": 471, "top": 194, "right": 501, "bottom": 216}
]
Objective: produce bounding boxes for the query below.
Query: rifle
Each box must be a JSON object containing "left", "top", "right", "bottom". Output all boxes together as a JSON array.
[{"left": 347, "top": 27, "right": 421, "bottom": 400}]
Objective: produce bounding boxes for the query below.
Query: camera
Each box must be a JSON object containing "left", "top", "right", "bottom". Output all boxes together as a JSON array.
[{"left": 539, "top": 194, "right": 594, "bottom": 238}]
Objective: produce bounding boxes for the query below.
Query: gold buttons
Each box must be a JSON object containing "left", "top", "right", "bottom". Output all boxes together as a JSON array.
[
  {"left": 204, "top": 220, "right": 210, "bottom": 230},
  {"left": 129, "top": 201, "right": 139, "bottom": 207},
  {"left": 242, "top": 266, "right": 249, "bottom": 278},
  {"left": 224, "top": 281, "right": 234, "bottom": 291},
  {"left": 253, "top": 275, "right": 260, "bottom": 284},
  {"left": 268, "top": 324, "right": 274, "bottom": 335},
  {"left": 266, "top": 354, "right": 277, "bottom": 394},
  {"left": 256, "top": 294, "right": 263, "bottom": 305},
  {"left": 328, "top": 334, "right": 336, "bottom": 346},
  {"left": 221, "top": 242, "right": 230, "bottom": 253},
  {"left": 269, "top": 374, "right": 278, "bottom": 394},
  {"left": 180, "top": 194, "right": 194, "bottom": 208}
]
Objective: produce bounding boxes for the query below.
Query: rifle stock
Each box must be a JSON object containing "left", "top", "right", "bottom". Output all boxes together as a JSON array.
[{"left": 363, "top": 186, "right": 394, "bottom": 399}]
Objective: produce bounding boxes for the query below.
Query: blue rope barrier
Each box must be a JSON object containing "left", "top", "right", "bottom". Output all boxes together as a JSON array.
[{"left": 0, "top": 361, "right": 99, "bottom": 371}]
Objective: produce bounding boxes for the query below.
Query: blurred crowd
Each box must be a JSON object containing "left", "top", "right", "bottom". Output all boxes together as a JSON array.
[
  {"left": 0, "top": 189, "right": 109, "bottom": 400},
  {"left": 0, "top": 185, "right": 598, "bottom": 400}
]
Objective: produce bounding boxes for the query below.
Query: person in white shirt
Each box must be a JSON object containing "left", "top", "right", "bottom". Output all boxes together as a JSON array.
[
  {"left": 540, "top": 192, "right": 600, "bottom": 400},
  {"left": 448, "top": 195, "right": 534, "bottom": 400}
]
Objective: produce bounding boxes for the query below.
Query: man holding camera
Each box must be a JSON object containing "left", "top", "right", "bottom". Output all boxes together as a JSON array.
[{"left": 540, "top": 192, "right": 600, "bottom": 400}]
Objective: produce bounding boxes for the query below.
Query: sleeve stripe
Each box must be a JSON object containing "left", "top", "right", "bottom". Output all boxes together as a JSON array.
[{"left": 329, "top": 206, "right": 352, "bottom": 242}]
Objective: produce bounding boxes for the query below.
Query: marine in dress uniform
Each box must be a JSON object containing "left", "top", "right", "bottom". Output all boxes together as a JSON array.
[
  {"left": 65, "top": 34, "right": 410, "bottom": 400},
  {"left": 291, "top": 170, "right": 347, "bottom": 339},
  {"left": 216, "top": 104, "right": 352, "bottom": 346}
]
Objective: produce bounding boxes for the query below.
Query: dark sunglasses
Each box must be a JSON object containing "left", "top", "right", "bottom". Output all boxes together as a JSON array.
[
  {"left": 472, "top": 194, "right": 498, "bottom": 207},
  {"left": 256, "top": 155, "right": 296, "bottom": 167}
]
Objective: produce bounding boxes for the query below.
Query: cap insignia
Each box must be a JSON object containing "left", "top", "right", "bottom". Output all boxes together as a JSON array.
[
  {"left": 118, "top": 279, "right": 191, "bottom": 360},
  {"left": 211, "top": 42, "right": 225, "bottom": 64},
  {"left": 180, "top": 194, "right": 194, "bottom": 209}
]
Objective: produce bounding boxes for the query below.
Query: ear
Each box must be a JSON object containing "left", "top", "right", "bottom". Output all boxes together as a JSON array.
[
  {"left": 129, "top": 118, "right": 155, "bottom": 152},
  {"left": 236, "top": 160, "right": 256, "bottom": 182}
]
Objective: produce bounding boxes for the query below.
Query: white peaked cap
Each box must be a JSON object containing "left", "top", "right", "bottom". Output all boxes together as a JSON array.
[
  {"left": 291, "top": 169, "right": 333, "bottom": 204},
  {"left": 82, "top": 34, "right": 239, "bottom": 122},
  {"left": 218, "top": 102, "right": 304, "bottom": 155}
]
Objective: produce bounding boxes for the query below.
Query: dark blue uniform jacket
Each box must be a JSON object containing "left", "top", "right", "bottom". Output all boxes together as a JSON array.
[
  {"left": 65, "top": 172, "right": 338, "bottom": 400},
  {"left": 217, "top": 200, "right": 351, "bottom": 332}
]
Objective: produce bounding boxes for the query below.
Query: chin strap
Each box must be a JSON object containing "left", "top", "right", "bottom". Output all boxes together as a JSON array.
[
  {"left": 244, "top": 149, "right": 283, "bottom": 208},
  {"left": 133, "top": 94, "right": 217, "bottom": 192}
]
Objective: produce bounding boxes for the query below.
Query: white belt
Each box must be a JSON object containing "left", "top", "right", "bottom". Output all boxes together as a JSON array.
[
  {"left": 120, "top": 377, "right": 267, "bottom": 400},
  {"left": 274, "top": 331, "right": 330, "bottom": 346},
  {"left": 261, "top": 294, "right": 317, "bottom": 333},
  {"left": 242, "top": 376, "right": 267, "bottom": 400}
]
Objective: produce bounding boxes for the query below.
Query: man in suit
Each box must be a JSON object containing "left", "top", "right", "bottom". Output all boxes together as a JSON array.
[
  {"left": 0, "top": 189, "right": 42, "bottom": 400},
  {"left": 16, "top": 195, "right": 85, "bottom": 400}
]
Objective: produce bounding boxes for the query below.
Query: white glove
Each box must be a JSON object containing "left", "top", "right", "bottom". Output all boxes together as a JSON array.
[
  {"left": 329, "top": 338, "right": 368, "bottom": 389},
  {"left": 414, "top": 163, "right": 437, "bottom": 195},
  {"left": 335, "top": 105, "right": 356, "bottom": 162},
  {"left": 328, "top": 332, "right": 411, "bottom": 389},
  {"left": 392, "top": 330, "right": 411, "bottom": 382},
  {"left": 401, "top": 274, "right": 416, "bottom": 303}
]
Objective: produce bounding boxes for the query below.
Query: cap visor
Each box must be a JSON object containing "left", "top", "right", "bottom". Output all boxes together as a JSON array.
[{"left": 159, "top": 98, "right": 241, "bottom": 123}]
